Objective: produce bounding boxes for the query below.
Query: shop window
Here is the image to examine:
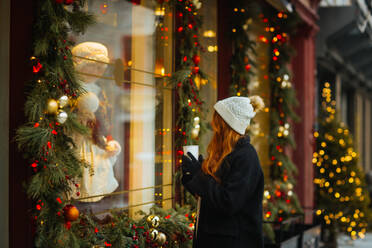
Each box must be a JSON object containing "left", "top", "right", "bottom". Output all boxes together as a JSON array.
[
  {"left": 70, "top": 0, "right": 174, "bottom": 217},
  {"left": 199, "top": 0, "right": 218, "bottom": 153}
]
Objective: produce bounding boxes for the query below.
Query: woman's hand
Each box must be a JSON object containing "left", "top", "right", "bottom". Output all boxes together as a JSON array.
[
  {"left": 181, "top": 153, "right": 203, "bottom": 177},
  {"left": 181, "top": 153, "right": 203, "bottom": 192}
]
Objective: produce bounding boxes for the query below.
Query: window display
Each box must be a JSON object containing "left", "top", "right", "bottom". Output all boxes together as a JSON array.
[{"left": 70, "top": 0, "right": 174, "bottom": 215}]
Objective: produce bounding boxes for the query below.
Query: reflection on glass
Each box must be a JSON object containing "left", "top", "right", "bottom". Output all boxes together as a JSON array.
[
  {"left": 72, "top": 42, "right": 121, "bottom": 203},
  {"left": 199, "top": 0, "right": 218, "bottom": 154},
  {"left": 69, "top": 0, "right": 174, "bottom": 216}
]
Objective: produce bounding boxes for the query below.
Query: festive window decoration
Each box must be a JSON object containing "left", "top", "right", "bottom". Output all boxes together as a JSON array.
[
  {"left": 16, "top": 0, "right": 204, "bottom": 247},
  {"left": 166, "top": 0, "right": 207, "bottom": 205},
  {"left": 259, "top": 10, "right": 303, "bottom": 225},
  {"left": 314, "top": 82, "right": 371, "bottom": 242},
  {"left": 229, "top": 1, "right": 258, "bottom": 97}
]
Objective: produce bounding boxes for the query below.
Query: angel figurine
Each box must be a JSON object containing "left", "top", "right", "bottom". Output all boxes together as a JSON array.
[{"left": 71, "top": 41, "right": 121, "bottom": 202}]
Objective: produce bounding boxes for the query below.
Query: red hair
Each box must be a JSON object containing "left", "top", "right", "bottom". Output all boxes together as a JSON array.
[{"left": 202, "top": 111, "right": 243, "bottom": 181}]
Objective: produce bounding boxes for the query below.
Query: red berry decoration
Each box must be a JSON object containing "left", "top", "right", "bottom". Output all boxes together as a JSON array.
[
  {"left": 192, "top": 66, "right": 199, "bottom": 74},
  {"left": 192, "top": 54, "right": 200, "bottom": 65},
  {"left": 64, "top": 0, "right": 74, "bottom": 5}
]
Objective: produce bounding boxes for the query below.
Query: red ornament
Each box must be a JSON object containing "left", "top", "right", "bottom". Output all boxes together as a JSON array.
[
  {"left": 245, "top": 64, "right": 251, "bottom": 71},
  {"left": 33, "top": 62, "right": 43, "bottom": 74},
  {"left": 192, "top": 66, "right": 199, "bottom": 74},
  {"left": 64, "top": 221, "right": 71, "bottom": 230},
  {"left": 63, "top": 204, "right": 79, "bottom": 221},
  {"left": 34, "top": 122, "right": 39, "bottom": 128},
  {"left": 192, "top": 55, "right": 200, "bottom": 65},
  {"left": 64, "top": 0, "right": 74, "bottom": 5}
]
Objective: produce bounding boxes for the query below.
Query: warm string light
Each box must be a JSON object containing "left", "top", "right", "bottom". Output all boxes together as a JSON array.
[{"left": 314, "top": 82, "right": 369, "bottom": 240}]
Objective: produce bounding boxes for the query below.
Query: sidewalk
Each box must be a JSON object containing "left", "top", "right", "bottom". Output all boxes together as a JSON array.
[{"left": 337, "top": 233, "right": 372, "bottom": 248}]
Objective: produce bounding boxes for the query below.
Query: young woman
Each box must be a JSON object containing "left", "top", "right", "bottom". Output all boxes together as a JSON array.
[{"left": 182, "top": 96, "right": 265, "bottom": 248}]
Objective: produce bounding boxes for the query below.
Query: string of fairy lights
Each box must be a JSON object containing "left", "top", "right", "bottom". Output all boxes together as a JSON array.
[{"left": 255, "top": 10, "right": 302, "bottom": 223}]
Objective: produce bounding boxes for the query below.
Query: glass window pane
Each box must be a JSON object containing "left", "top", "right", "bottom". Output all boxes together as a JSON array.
[{"left": 70, "top": 0, "right": 174, "bottom": 216}]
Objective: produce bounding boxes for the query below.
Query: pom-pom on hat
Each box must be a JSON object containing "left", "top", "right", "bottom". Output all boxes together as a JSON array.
[{"left": 213, "top": 96, "right": 264, "bottom": 135}]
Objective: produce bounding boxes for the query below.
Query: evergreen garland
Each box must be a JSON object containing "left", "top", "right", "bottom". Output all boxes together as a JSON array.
[
  {"left": 260, "top": 10, "right": 303, "bottom": 224},
  {"left": 314, "top": 82, "right": 371, "bottom": 243},
  {"left": 229, "top": 1, "right": 259, "bottom": 97},
  {"left": 167, "top": 0, "right": 207, "bottom": 206},
  {"left": 17, "top": 0, "right": 204, "bottom": 247},
  {"left": 16, "top": 0, "right": 95, "bottom": 246}
]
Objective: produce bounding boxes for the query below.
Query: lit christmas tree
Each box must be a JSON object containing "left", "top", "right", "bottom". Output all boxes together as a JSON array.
[{"left": 314, "top": 82, "right": 371, "bottom": 245}]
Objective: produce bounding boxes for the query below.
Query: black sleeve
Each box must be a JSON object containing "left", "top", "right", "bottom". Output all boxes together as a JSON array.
[{"left": 185, "top": 146, "right": 261, "bottom": 215}]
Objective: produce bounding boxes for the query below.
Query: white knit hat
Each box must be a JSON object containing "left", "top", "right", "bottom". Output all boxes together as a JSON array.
[{"left": 214, "top": 96, "right": 256, "bottom": 135}]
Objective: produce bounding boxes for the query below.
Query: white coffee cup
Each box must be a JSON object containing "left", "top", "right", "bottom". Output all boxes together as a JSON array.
[{"left": 183, "top": 145, "right": 199, "bottom": 160}]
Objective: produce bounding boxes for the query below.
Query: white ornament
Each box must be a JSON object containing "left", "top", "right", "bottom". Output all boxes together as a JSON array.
[
  {"left": 283, "top": 130, "right": 289, "bottom": 137},
  {"left": 58, "top": 95, "right": 69, "bottom": 108},
  {"left": 288, "top": 190, "right": 293, "bottom": 196},
  {"left": 284, "top": 123, "right": 290, "bottom": 129},
  {"left": 156, "top": 232, "right": 167, "bottom": 245},
  {"left": 283, "top": 74, "right": 289, "bottom": 81},
  {"left": 193, "top": 116, "right": 200, "bottom": 125},
  {"left": 191, "top": 128, "right": 199, "bottom": 139},
  {"left": 192, "top": 0, "right": 202, "bottom": 9},
  {"left": 57, "top": 111, "right": 68, "bottom": 124}
]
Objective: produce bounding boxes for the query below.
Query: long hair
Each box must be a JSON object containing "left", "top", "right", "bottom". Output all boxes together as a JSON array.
[
  {"left": 202, "top": 95, "right": 265, "bottom": 181},
  {"left": 202, "top": 111, "right": 243, "bottom": 181}
]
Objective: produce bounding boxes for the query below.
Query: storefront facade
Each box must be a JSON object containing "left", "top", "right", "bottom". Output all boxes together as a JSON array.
[{"left": 2, "top": 0, "right": 320, "bottom": 247}]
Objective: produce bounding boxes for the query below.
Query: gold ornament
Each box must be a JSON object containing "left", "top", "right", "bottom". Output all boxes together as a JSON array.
[
  {"left": 191, "top": 128, "right": 199, "bottom": 139},
  {"left": 288, "top": 183, "right": 293, "bottom": 190},
  {"left": 149, "top": 228, "right": 159, "bottom": 241},
  {"left": 147, "top": 215, "right": 160, "bottom": 228},
  {"left": 156, "top": 232, "right": 167, "bottom": 245},
  {"left": 58, "top": 95, "right": 69, "bottom": 108},
  {"left": 191, "top": 212, "right": 197, "bottom": 219},
  {"left": 47, "top": 99, "right": 59, "bottom": 114},
  {"left": 64, "top": 205, "right": 79, "bottom": 221}
]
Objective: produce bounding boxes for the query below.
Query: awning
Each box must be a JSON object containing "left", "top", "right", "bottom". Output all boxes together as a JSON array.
[{"left": 318, "top": 0, "right": 372, "bottom": 90}]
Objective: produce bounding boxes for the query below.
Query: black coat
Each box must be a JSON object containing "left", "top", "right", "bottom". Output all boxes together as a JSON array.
[{"left": 185, "top": 136, "right": 264, "bottom": 248}]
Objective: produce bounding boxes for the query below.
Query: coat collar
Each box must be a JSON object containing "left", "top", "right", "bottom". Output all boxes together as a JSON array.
[{"left": 235, "top": 136, "right": 251, "bottom": 148}]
